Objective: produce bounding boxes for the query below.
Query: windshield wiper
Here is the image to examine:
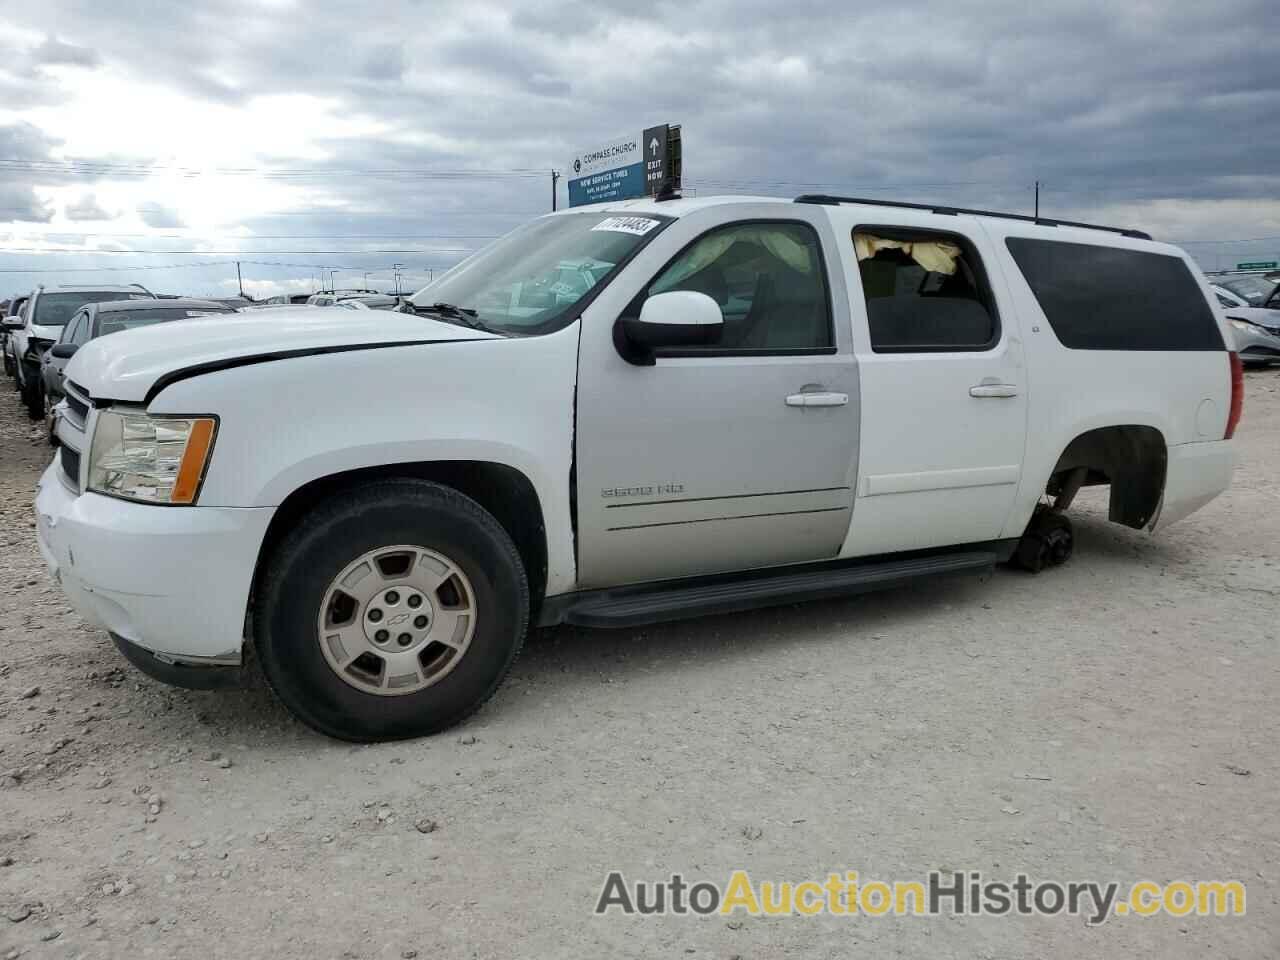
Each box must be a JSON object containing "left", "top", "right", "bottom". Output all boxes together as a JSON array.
[{"left": 415, "top": 301, "right": 498, "bottom": 334}]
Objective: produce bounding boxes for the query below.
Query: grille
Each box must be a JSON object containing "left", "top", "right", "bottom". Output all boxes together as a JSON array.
[
  {"left": 60, "top": 445, "right": 81, "bottom": 492},
  {"left": 63, "top": 382, "right": 90, "bottom": 427}
]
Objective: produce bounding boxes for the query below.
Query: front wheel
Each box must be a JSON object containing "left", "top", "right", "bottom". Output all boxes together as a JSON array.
[{"left": 254, "top": 479, "right": 529, "bottom": 741}]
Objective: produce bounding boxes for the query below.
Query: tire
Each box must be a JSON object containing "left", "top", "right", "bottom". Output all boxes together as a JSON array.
[
  {"left": 20, "top": 365, "right": 44, "bottom": 421},
  {"left": 255, "top": 479, "right": 529, "bottom": 742},
  {"left": 1009, "top": 507, "right": 1074, "bottom": 573}
]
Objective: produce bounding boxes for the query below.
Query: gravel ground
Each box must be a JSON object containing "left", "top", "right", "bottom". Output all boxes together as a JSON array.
[{"left": 1, "top": 371, "right": 1278, "bottom": 959}]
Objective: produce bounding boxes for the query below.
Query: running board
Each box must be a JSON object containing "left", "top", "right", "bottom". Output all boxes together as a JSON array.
[{"left": 543, "top": 550, "right": 1001, "bottom": 629}]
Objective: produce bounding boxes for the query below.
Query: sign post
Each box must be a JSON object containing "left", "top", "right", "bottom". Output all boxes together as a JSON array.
[
  {"left": 1236, "top": 261, "right": 1278, "bottom": 271},
  {"left": 568, "top": 123, "right": 681, "bottom": 207}
]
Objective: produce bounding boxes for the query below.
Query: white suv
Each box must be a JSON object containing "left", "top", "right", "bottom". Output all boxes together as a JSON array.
[
  {"left": 11, "top": 284, "right": 153, "bottom": 419},
  {"left": 35, "top": 195, "right": 1240, "bottom": 741}
]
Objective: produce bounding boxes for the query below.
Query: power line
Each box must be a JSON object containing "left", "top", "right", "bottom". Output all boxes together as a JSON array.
[
  {"left": 0, "top": 207, "right": 539, "bottom": 216},
  {"left": 0, "top": 260, "right": 237, "bottom": 274},
  {"left": 0, "top": 158, "right": 548, "bottom": 180},
  {"left": 0, "top": 247, "right": 479, "bottom": 255},
  {"left": 0, "top": 233, "right": 501, "bottom": 240},
  {"left": 1169, "top": 235, "right": 1280, "bottom": 244}
]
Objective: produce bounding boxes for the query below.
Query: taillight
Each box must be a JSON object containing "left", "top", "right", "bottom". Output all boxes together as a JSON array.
[{"left": 1225, "top": 351, "right": 1243, "bottom": 439}]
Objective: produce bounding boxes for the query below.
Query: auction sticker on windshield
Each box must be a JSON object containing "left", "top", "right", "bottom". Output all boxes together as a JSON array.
[{"left": 591, "top": 216, "right": 661, "bottom": 236}]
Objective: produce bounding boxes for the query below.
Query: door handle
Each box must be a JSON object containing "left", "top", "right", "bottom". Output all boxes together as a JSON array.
[
  {"left": 786, "top": 392, "right": 849, "bottom": 408},
  {"left": 969, "top": 384, "right": 1018, "bottom": 399}
]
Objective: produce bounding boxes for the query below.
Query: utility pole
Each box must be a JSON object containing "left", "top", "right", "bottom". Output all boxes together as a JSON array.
[
  {"left": 235, "top": 261, "right": 244, "bottom": 297},
  {"left": 329, "top": 269, "right": 338, "bottom": 292},
  {"left": 392, "top": 263, "right": 404, "bottom": 296},
  {"left": 551, "top": 169, "right": 560, "bottom": 212},
  {"left": 1034, "top": 180, "right": 1040, "bottom": 219},
  {"left": 363, "top": 272, "right": 371, "bottom": 290}
]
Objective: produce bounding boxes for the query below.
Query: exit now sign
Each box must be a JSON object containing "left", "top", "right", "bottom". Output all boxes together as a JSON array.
[{"left": 1236, "top": 261, "right": 1278, "bottom": 270}]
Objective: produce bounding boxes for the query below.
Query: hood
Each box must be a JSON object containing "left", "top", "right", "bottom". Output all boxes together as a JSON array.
[
  {"left": 65, "top": 306, "right": 500, "bottom": 403},
  {"left": 29, "top": 324, "right": 63, "bottom": 342}
]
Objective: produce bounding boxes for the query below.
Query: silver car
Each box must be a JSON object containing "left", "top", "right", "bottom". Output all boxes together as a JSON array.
[{"left": 1212, "top": 283, "right": 1280, "bottom": 366}]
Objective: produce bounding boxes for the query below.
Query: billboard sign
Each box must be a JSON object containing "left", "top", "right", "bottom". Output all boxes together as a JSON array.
[{"left": 568, "top": 124, "right": 680, "bottom": 207}]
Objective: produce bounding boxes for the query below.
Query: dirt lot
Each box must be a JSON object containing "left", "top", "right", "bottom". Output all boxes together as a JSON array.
[{"left": 1, "top": 373, "right": 1278, "bottom": 959}]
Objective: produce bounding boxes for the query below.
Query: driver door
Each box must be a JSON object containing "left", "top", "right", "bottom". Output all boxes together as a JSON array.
[{"left": 575, "top": 207, "right": 860, "bottom": 588}]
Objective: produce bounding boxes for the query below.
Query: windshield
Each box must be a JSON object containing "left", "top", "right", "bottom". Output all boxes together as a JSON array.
[
  {"left": 94, "top": 306, "right": 232, "bottom": 336},
  {"left": 1220, "top": 275, "right": 1279, "bottom": 305},
  {"left": 410, "top": 212, "right": 670, "bottom": 335},
  {"left": 34, "top": 291, "right": 148, "bottom": 327}
]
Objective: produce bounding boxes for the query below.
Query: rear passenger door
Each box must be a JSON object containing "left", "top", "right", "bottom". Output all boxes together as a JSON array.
[{"left": 834, "top": 215, "right": 1028, "bottom": 556}]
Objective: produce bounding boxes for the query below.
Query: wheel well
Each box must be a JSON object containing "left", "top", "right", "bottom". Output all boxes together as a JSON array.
[
  {"left": 252, "top": 461, "right": 548, "bottom": 618},
  {"left": 1046, "top": 425, "right": 1167, "bottom": 530}
]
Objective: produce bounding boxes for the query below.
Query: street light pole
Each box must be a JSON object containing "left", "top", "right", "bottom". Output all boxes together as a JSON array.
[
  {"left": 392, "top": 263, "right": 404, "bottom": 296},
  {"left": 329, "top": 269, "right": 338, "bottom": 292}
]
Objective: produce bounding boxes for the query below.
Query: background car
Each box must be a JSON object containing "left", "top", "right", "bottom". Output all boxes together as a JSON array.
[
  {"left": 1212, "top": 283, "right": 1280, "bottom": 367},
  {"left": 10, "top": 284, "right": 154, "bottom": 419},
  {"left": 2, "top": 293, "right": 30, "bottom": 379},
  {"left": 305, "top": 288, "right": 380, "bottom": 306},
  {"left": 41, "top": 298, "right": 237, "bottom": 405},
  {"left": 1214, "top": 273, "right": 1279, "bottom": 307},
  {"left": 334, "top": 294, "right": 404, "bottom": 311}
]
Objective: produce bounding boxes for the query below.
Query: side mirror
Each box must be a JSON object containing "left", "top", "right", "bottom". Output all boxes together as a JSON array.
[
  {"left": 2, "top": 316, "right": 23, "bottom": 331},
  {"left": 50, "top": 343, "right": 78, "bottom": 359},
  {"left": 620, "top": 291, "right": 723, "bottom": 356}
]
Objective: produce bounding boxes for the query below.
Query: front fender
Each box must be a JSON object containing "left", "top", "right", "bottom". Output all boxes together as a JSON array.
[{"left": 147, "top": 328, "right": 581, "bottom": 594}]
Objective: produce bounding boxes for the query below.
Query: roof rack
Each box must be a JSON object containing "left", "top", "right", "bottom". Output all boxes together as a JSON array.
[{"left": 794, "top": 194, "right": 1152, "bottom": 240}]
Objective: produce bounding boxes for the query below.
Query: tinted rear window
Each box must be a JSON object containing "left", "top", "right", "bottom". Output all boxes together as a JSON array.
[
  {"left": 1005, "top": 238, "right": 1224, "bottom": 351},
  {"left": 94, "top": 306, "right": 232, "bottom": 337},
  {"left": 33, "top": 291, "right": 149, "bottom": 327}
]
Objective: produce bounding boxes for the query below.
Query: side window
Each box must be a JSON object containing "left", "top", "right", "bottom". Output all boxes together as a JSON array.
[
  {"left": 74, "top": 313, "right": 92, "bottom": 344},
  {"left": 854, "top": 228, "right": 999, "bottom": 352},
  {"left": 646, "top": 221, "right": 833, "bottom": 352},
  {"left": 1005, "top": 238, "right": 1224, "bottom": 351},
  {"left": 62, "top": 313, "right": 85, "bottom": 344}
]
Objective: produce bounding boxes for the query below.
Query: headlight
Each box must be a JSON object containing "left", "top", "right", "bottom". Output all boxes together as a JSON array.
[
  {"left": 87, "top": 410, "right": 217, "bottom": 505},
  {"left": 1229, "top": 319, "right": 1257, "bottom": 332}
]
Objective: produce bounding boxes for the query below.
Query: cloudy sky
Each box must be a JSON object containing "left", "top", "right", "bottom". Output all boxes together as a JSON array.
[{"left": 1, "top": 0, "right": 1277, "bottom": 299}]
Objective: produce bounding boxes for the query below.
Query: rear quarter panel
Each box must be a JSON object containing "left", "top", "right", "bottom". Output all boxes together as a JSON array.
[{"left": 981, "top": 222, "right": 1233, "bottom": 538}]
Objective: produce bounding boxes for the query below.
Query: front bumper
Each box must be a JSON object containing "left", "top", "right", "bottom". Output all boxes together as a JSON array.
[
  {"left": 1232, "top": 324, "right": 1280, "bottom": 363},
  {"left": 34, "top": 462, "right": 274, "bottom": 667}
]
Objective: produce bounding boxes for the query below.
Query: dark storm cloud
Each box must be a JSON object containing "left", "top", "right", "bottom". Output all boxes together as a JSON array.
[
  {"left": 0, "top": 123, "right": 60, "bottom": 224},
  {"left": 0, "top": 184, "right": 54, "bottom": 224},
  {"left": 65, "top": 194, "right": 112, "bottom": 220},
  {"left": 138, "top": 205, "right": 186, "bottom": 228},
  {"left": 29, "top": 35, "right": 101, "bottom": 69},
  {"left": 1, "top": 0, "right": 1278, "bottom": 293}
]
